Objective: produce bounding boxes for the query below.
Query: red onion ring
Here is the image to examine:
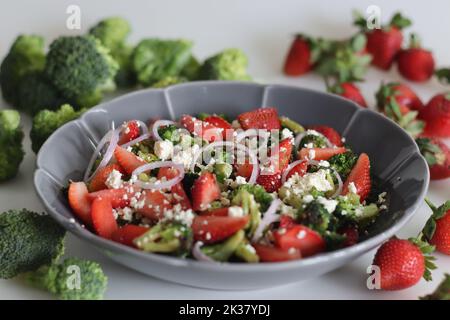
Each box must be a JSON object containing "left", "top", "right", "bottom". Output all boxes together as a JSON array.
[
  {"left": 151, "top": 120, "right": 178, "bottom": 141},
  {"left": 192, "top": 241, "right": 216, "bottom": 262},
  {"left": 294, "top": 130, "right": 332, "bottom": 150},
  {"left": 84, "top": 128, "right": 120, "bottom": 182},
  {"left": 281, "top": 159, "right": 306, "bottom": 184},
  {"left": 131, "top": 161, "right": 184, "bottom": 190},
  {"left": 121, "top": 133, "right": 151, "bottom": 149},
  {"left": 251, "top": 198, "right": 282, "bottom": 242}
]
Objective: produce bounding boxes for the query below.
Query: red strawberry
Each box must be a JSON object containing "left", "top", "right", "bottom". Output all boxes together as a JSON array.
[
  {"left": 114, "top": 146, "right": 146, "bottom": 175},
  {"left": 298, "top": 147, "right": 346, "bottom": 161},
  {"left": 192, "top": 215, "right": 249, "bottom": 244},
  {"left": 135, "top": 190, "right": 173, "bottom": 221},
  {"left": 376, "top": 82, "right": 424, "bottom": 114},
  {"left": 279, "top": 215, "right": 296, "bottom": 229},
  {"left": 191, "top": 172, "right": 221, "bottom": 211},
  {"left": 340, "top": 226, "right": 359, "bottom": 247},
  {"left": 397, "top": 34, "right": 435, "bottom": 82},
  {"left": 237, "top": 107, "right": 281, "bottom": 130},
  {"left": 68, "top": 182, "right": 92, "bottom": 225},
  {"left": 88, "top": 186, "right": 140, "bottom": 208},
  {"left": 270, "top": 138, "right": 293, "bottom": 172},
  {"left": 342, "top": 153, "right": 371, "bottom": 202},
  {"left": 328, "top": 82, "right": 367, "bottom": 108},
  {"left": 88, "top": 163, "right": 125, "bottom": 192},
  {"left": 157, "top": 167, "right": 192, "bottom": 210},
  {"left": 253, "top": 243, "right": 301, "bottom": 262},
  {"left": 234, "top": 161, "right": 254, "bottom": 180},
  {"left": 118, "top": 121, "right": 140, "bottom": 145},
  {"left": 91, "top": 196, "right": 118, "bottom": 239},
  {"left": 419, "top": 93, "right": 450, "bottom": 138},
  {"left": 416, "top": 137, "right": 450, "bottom": 180},
  {"left": 274, "top": 224, "right": 326, "bottom": 257},
  {"left": 285, "top": 161, "right": 308, "bottom": 180},
  {"left": 204, "top": 115, "right": 232, "bottom": 140},
  {"left": 309, "top": 125, "right": 343, "bottom": 147},
  {"left": 373, "top": 238, "right": 431, "bottom": 290},
  {"left": 201, "top": 207, "right": 230, "bottom": 217},
  {"left": 256, "top": 172, "right": 282, "bottom": 193},
  {"left": 112, "top": 224, "right": 149, "bottom": 247},
  {"left": 424, "top": 200, "right": 450, "bottom": 255},
  {"left": 180, "top": 115, "right": 223, "bottom": 142},
  {"left": 283, "top": 35, "right": 313, "bottom": 76}
]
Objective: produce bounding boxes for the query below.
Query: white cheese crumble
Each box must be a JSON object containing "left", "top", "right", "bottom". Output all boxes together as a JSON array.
[
  {"left": 154, "top": 140, "right": 173, "bottom": 160},
  {"left": 281, "top": 128, "right": 294, "bottom": 139},
  {"left": 228, "top": 206, "right": 245, "bottom": 217},
  {"left": 283, "top": 169, "right": 333, "bottom": 196},
  {"left": 297, "top": 230, "right": 306, "bottom": 239},
  {"left": 235, "top": 176, "right": 247, "bottom": 185},
  {"left": 163, "top": 204, "right": 195, "bottom": 226},
  {"left": 317, "top": 196, "right": 338, "bottom": 213},
  {"left": 308, "top": 149, "right": 316, "bottom": 160},
  {"left": 105, "top": 169, "right": 123, "bottom": 189},
  {"left": 348, "top": 182, "right": 357, "bottom": 194},
  {"left": 302, "top": 194, "right": 314, "bottom": 203},
  {"left": 172, "top": 143, "right": 200, "bottom": 170}
]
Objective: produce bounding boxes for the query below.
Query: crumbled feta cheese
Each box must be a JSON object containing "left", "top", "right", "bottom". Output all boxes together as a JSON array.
[
  {"left": 228, "top": 206, "right": 244, "bottom": 217},
  {"left": 235, "top": 176, "right": 247, "bottom": 185},
  {"left": 318, "top": 160, "right": 330, "bottom": 167},
  {"left": 308, "top": 149, "right": 316, "bottom": 160},
  {"left": 154, "top": 140, "right": 173, "bottom": 160},
  {"left": 281, "top": 128, "right": 294, "bottom": 140},
  {"left": 163, "top": 204, "right": 195, "bottom": 226},
  {"left": 303, "top": 194, "right": 314, "bottom": 203},
  {"left": 105, "top": 169, "right": 123, "bottom": 189},
  {"left": 378, "top": 192, "right": 387, "bottom": 204},
  {"left": 205, "top": 232, "right": 212, "bottom": 240},
  {"left": 348, "top": 182, "right": 357, "bottom": 194},
  {"left": 317, "top": 196, "right": 338, "bottom": 213},
  {"left": 172, "top": 144, "right": 200, "bottom": 170},
  {"left": 288, "top": 247, "right": 297, "bottom": 255},
  {"left": 283, "top": 169, "right": 333, "bottom": 196},
  {"left": 304, "top": 142, "right": 314, "bottom": 148},
  {"left": 278, "top": 228, "right": 287, "bottom": 235},
  {"left": 306, "top": 129, "right": 320, "bottom": 136},
  {"left": 297, "top": 230, "right": 306, "bottom": 239},
  {"left": 117, "top": 207, "right": 133, "bottom": 221}
]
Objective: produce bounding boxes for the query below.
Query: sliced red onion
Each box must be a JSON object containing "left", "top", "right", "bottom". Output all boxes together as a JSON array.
[
  {"left": 251, "top": 198, "right": 282, "bottom": 242},
  {"left": 294, "top": 130, "right": 332, "bottom": 150},
  {"left": 131, "top": 161, "right": 184, "bottom": 190},
  {"left": 84, "top": 128, "right": 120, "bottom": 182},
  {"left": 281, "top": 159, "right": 306, "bottom": 184},
  {"left": 330, "top": 168, "right": 343, "bottom": 198},
  {"left": 121, "top": 133, "right": 151, "bottom": 149},
  {"left": 151, "top": 120, "right": 178, "bottom": 141},
  {"left": 190, "top": 141, "right": 259, "bottom": 184},
  {"left": 192, "top": 241, "right": 216, "bottom": 262}
]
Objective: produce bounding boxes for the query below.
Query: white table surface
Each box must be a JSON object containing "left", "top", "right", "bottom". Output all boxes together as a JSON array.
[{"left": 0, "top": 0, "right": 449, "bottom": 300}]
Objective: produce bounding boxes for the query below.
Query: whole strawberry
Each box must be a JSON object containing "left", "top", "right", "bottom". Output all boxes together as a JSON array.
[
  {"left": 373, "top": 237, "right": 435, "bottom": 290},
  {"left": 284, "top": 35, "right": 313, "bottom": 76},
  {"left": 354, "top": 12, "right": 411, "bottom": 70},
  {"left": 376, "top": 82, "right": 424, "bottom": 114},
  {"left": 397, "top": 34, "right": 435, "bottom": 82},
  {"left": 419, "top": 93, "right": 450, "bottom": 138},
  {"left": 328, "top": 82, "right": 367, "bottom": 108},
  {"left": 416, "top": 137, "right": 450, "bottom": 180},
  {"left": 423, "top": 200, "right": 450, "bottom": 255}
]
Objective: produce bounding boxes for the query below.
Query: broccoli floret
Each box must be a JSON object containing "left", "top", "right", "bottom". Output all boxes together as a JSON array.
[
  {"left": 335, "top": 194, "right": 379, "bottom": 228},
  {"left": 180, "top": 55, "right": 200, "bottom": 80},
  {"left": 151, "top": 76, "right": 187, "bottom": 88},
  {"left": 0, "top": 35, "right": 46, "bottom": 106},
  {"left": 30, "top": 104, "right": 86, "bottom": 153},
  {"left": 89, "top": 17, "right": 131, "bottom": 52},
  {"left": 45, "top": 36, "right": 118, "bottom": 106},
  {"left": 131, "top": 39, "right": 193, "bottom": 86},
  {"left": 299, "top": 201, "right": 338, "bottom": 233},
  {"left": 232, "top": 184, "right": 273, "bottom": 212},
  {"left": 328, "top": 151, "right": 358, "bottom": 180},
  {"left": 0, "top": 110, "right": 24, "bottom": 181},
  {"left": 201, "top": 230, "right": 245, "bottom": 262},
  {"left": 26, "top": 257, "right": 107, "bottom": 300},
  {"left": 111, "top": 44, "right": 137, "bottom": 88},
  {"left": 299, "top": 134, "right": 327, "bottom": 149},
  {"left": 199, "top": 48, "right": 251, "bottom": 81},
  {"left": 0, "top": 209, "right": 65, "bottom": 279}
]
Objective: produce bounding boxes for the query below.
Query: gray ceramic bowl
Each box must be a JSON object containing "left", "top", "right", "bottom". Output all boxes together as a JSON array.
[{"left": 34, "top": 81, "right": 429, "bottom": 290}]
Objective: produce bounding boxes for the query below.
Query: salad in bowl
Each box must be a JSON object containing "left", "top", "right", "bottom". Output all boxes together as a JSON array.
[{"left": 67, "top": 107, "right": 388, "bottom": 263}]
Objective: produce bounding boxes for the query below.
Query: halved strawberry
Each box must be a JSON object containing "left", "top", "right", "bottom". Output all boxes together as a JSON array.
[
  {"left": 234, "top": 162, "right": 254, "bottom": 180},
  {"left": 88, "top": 186, "right": 140, "bottom": 208},
  {"left": 112, "top": 224, "right": 149, "bottom": 247},
  {"left": 135, "top": 190, "right": 173, "bottom": 221},
  {"left": 285, "top": 161, "right": 308, "bottom": 180},
  {"left": 237, "top": 107, "right": 281, "bottom": 130},
  {"left": 91, "top": 196, "right": 118, "bottom": 239},
  {"left": 192, "top": 215, "right": 249, "bottom": 244},
  {"left": 274, "top": 224, "right": 326, "bottom": 257},
  {"left": 118, "top": 121, "right": 140, "bottom": 145},
  {"left": 114, "top": 146, "right": 146, "bottom": 175},
  {"left": 201, "top": 207, "right": 230, "bottom": 217},
  {"left": 309, "top": 126, "right": 343, "bottom": 147},
  {"left": 298, "top": 147, "right": 346, "bottom": 161},
  {"left": 180, "top": 115, "right": 223, "bottom": 142},
  {"left": 279, "top": 215, "right": 296, "bottom": 229},
  {"left": 342, "top": 153, "right": 371, "bottom": 202},
  {"left": 191, "top": 172, "right": 221, "bottom": 211},
  {"left": 341, "top": 226, "right": 359, "bottom": 247},
  {"left": 270, "top": 138, "right": 293, "bottom": 172},
  {"left": 68, "top": 181, "right": 92, "bottom": 225},
  {"left": 157, "top": 167, "right": 192, "bottom": 210},
  {"left": 253, "top": 243, "right": 301, "bottom": 262},
  {"left": 89, "top": 163, "right": 125, "bottom": 192},
  {"left": 256, "top": 172, "right": 282, "bottom": 193},
  {"left": 204, "top": 115, "right": 232, "bottom": 140}
]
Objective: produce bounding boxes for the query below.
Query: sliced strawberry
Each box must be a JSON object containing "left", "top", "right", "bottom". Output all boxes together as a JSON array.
[
  {"left": 192, "top": 215, "right": 249, "bottom": 244},
  {"left": 237, "top": 107, "right": 281, "bottom": 130},
  {"left": 341, "top": 226, "right": 359, "bottom": 247},
  {"left": 274, "top": 224, "right": 326, "bottom": 257},
  {"left": 279, "top": 215, "right": 296, "bottom": 229},
  {"left": 256, "top": 172, "right": 282, "bottom": 193},
  {"left": 283, "top": 35, "right": 313, "bottom": 76},
  {"left": 285, "top": 161, "right": 308, "bottom": 180},
  {"left": 191, "top": 172, "right": 221, "bottom": 211},
  {"left": 114, "top": 146, "right": 146, "bottom": 175},
  {"left": 253, "top": 243, "right": 301, "bottom": 262},
  {"left": 201, "top": 207, "right": 230, "bottom": 216},
  {"left": 88, "top": 186, "right": 140, "bottom": 208},
  {"left": 180, "top": 114, "right": 223, "bottom": 142},
  {"left": 91, "top": 196, "right": 118, "bottom": 239},
  {"left": 204, "top": 115, "right": 232, "bottom": 140},
  {"left": 234, "top": 162, "right": 254, "bottom": 180},
  {"left": 309, "top": 126, "right": 343, "bottom": 147},
  {"left": 157, "top": 167, "right": 192, "bottom": 210},
  {"left": 270, "top": 138, "right": 293, "bottom": 172},
  {"left": 342, "top": 153, "right": 371, "bottom": 202},
  {"left": 89, "top": 163, "right": 125, "bottom": 192},
  {"left": 118, "top": 121, "right": 140, "bottom": 145},
  {"left": 135, "top": 190, "right": 173, "bottom": 221},
  {"left": 298, "top": 147, "right": 346, "bottom": 161},
  {"left": 68, "top": 181, "right": 92, "bottom": 225},
  {"left": 112, "top": 224, "right": 149, "bottom": 247}
]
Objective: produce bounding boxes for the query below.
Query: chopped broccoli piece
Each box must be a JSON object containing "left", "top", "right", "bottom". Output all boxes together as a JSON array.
[
  {"left": 335, "top": 194, "right": 380, "bottom": 227},
  {"left": 0, "top": 35, "right": 46, "bottom": 106},
  {"left": 280, "top": 116, "right": 305, "bottom": 134},
  {"left": 131, "top": 39, "right": 193, "bottom": 86},
  {"left": 232, "top": 184, "right": 273, "bottom": 212},
  {"left": 299, "top": 201, "right": 338, "bottom": 233},
  {"left": 201, "top": 230, "right": 245, "bottom": 262},
  {"left": 234, "top": 240, "right": 259, "bottom": 263},
  {"left": 214, "top": 163, "right": 233, "bottom": 182},
  {"left": 328, "top": 151, "right": 358, "bottom": 180},
  {"left": 299, "top": 134, "right": 327, "bottom": 148},
  {"left": 30, "top": 104, "right": 86, "bottom": 153},
  {"left": 111, "top": 44, "right": 137, "bottom": 88},
  {"left": 180, "top": 55, "right": 201, "bottom": 80},
  {"left": 199, "top": 48, "right": 251, "bottom": 81},
  {"left": 45, "top": 36, "right": 118, "bottom": 106},
  {"left": 0, "top": 209, "right": 65, "bottom": 279},
  {"left": 231, "top": 189, "right": 261, "bottom": 237},
  {"left": 151, "top": 76, "right": 187, "bottom": 88},
  {"left": 0, "top": 110, "right": 25, "bottom": 181},
  {"left": 89, "top": 17, "right": 131, "bottom": 52},
  {"left": 26, "top": 257, "right": 107, "bottom": 300},
  {"left": 157, "top": 124, "right": 180, "bottom": 142},
  {"left": 322, "top": 231, "right": 347, "bottom": 251}
]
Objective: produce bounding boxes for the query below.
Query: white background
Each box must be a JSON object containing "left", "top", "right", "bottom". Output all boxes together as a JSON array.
[{"left": 0, "top": 0, "right": 449, "bottom": 299}]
